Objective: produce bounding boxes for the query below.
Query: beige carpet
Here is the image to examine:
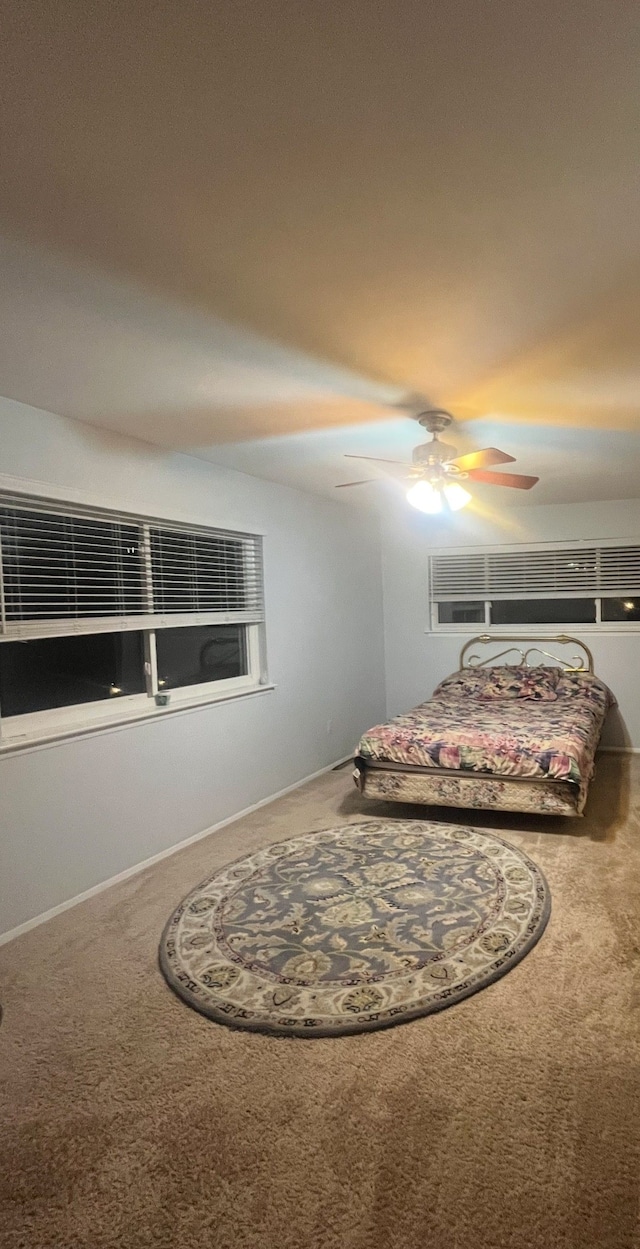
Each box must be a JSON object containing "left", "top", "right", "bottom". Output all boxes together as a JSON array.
[{"left": 1, "top": 754, "right": 640, "bottom": 1249}]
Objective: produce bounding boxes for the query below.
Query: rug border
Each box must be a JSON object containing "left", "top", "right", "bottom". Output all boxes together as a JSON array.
[{"left": 158, "top": 820, "right": 552, "bottom": 1040}]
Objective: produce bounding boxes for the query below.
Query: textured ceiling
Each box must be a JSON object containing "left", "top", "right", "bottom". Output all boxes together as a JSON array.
[
  {"left": 0, "top": 235, "right": 400, "bottom": 444},
  {"left": 1, "top": 1, "right": 640, "bottom": 503},
  {"left": 204, "top": 419, "right": 640, "bottom": 509}
]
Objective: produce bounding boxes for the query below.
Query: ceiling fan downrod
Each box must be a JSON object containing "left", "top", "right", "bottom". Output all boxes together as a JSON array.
[{"left": 413, "top": 410, "right": 457, "bottom": 466}]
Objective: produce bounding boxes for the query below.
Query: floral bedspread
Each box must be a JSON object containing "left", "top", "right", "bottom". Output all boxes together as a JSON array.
[{"left": 357, "top": 675, "right": 612, "bottom": 786}]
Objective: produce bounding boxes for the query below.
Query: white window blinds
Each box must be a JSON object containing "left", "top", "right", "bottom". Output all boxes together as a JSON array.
[
  {"left": 430, "top": 543, "right": 640, "bottom": 600},
  {"left": 0, "top": 494, "right": 264, "bottom": 639}
]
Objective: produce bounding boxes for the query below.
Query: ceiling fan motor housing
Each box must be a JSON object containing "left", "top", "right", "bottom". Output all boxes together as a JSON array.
[
  {"left": 417, "top": 409, "right": 452, "bottom": 434},
  {"left": 413, "top": 409, "right": 458, "bottom": 468},
  {"left": 412, "top": 440, "right": 457, "bottom": 466}
]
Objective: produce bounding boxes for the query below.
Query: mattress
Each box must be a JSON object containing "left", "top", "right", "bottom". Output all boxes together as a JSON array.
[{"left": 357, "top": 671, "right": 612, "bottom": 789}]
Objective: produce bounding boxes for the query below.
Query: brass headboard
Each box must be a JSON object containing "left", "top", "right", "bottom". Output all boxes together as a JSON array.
[{"left": 459, "top": 633, "right": 594, "bottom": 674}]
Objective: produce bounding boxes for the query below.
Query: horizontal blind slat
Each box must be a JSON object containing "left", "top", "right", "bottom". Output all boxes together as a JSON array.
[
  {"left": 431, "top": 544, "right": 640, "bottom": 600},
  {"left": 0, "top": 496, "right": 264, "bottom": 634}
]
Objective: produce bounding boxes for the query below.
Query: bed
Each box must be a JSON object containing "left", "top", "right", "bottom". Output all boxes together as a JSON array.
[{"left": 354, "top": 634, "right": 614, "bottom": 817}]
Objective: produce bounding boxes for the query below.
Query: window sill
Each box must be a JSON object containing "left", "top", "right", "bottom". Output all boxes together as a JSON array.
[{"left": 0, "top": 682, "right": 276, "bottom": 757}]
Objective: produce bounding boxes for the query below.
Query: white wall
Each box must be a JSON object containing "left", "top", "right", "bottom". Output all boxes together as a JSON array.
[
  {"left": 382, "top": 498, "right": 640, "bottom": 748},
  {"left": 3, "top": 397, "right": 639, "bottom": 940},
  {"left": 0, "top": 399, "right": 386, "bottom": 936}
]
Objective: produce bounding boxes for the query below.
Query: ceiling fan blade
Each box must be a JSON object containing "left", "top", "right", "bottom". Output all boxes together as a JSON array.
[
  {"left": 335, "top": 479, "right": 377, "bottom": 488},
  {"left": 344, "top": 454, "right": 414, "bottom": 466},
  {"left": 450, "top": 447, "right": 516, "bottom": 471},
  {"left": 467, "top": 468, "right": 539, "bottom": 490}
]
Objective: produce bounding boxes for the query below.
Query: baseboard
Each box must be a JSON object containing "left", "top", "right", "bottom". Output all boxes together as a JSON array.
[
  {"left": 598, "top": 746, "right": 640, "bottom": 754},
  {"left": 0, "top": 752, "right": 353, "bottom": 948}
]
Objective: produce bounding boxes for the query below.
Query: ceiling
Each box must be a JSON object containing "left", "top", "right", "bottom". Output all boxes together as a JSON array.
[
  {"left": 208, "top": 420, "right": 640, "bottom": 509},
  {"left": 0, "top": 235, "right": 401, "bottom": 444},
  {"left": 1, "top": 1, "right": 640, "bottom": 507}
]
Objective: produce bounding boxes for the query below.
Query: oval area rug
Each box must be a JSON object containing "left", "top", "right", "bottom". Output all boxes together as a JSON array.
[{"left": 159, "top": 820, "right": 550, "bottom": 1037}]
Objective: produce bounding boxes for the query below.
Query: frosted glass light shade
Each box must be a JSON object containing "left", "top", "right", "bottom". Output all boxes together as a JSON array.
[
  {"left": 406, "top": 480, "right": 443, "bottom": 513},
  {"left": 406, "top": 479, "right": 472, "bottom": 513},
  {"left": 442, "top": 482, "right": 472, "bottom": 511}
]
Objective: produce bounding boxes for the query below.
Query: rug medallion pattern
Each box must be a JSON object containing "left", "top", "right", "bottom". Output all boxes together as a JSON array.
[{"left": 160, "top": 820, "right": 550, "bottom": 1037}]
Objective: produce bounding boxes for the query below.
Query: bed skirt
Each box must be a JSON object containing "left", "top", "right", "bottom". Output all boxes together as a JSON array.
[{"left": 353, "top": 758, "right": 585, "bottom": 817}]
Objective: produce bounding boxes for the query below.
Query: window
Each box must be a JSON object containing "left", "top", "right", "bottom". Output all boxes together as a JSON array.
[
  {"left": 155, "top": 624, "right": 248, "bottom": 693},
  {"left": 0, "top": 631, "right": 146, "bottom": 717},
  {"left": 430, "top": 542, "right": 640, "bottom": 631},
  {"left": 601, "top": 597, "right": 640, "bottom": 622},
  {"left": 489, "top": 598, "right": 596, "bottom": 626},
  {"left": 0, "top": 494, "right": 266, "bottom": 742},
  {"left": 436, "top": 601, "right": 486, "bottom": 625}
]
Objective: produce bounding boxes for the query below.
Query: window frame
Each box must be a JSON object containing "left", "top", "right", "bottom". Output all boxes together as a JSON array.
[
  {"left": 151, "top": 619, "right": 262, "bottom": 703},
  {"left": 431, "top": 598, "right": 625, "bottom": 632},
  {"left": 428, "top": 538, "right": 640, "bottom": 634},
  {"left": 0, "top": 487, "right": 269, "bottom": 749}
]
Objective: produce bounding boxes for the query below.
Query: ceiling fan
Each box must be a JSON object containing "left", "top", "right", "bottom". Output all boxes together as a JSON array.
[{"left": 336, "top": 409, "right": 539, "bottom": 513}]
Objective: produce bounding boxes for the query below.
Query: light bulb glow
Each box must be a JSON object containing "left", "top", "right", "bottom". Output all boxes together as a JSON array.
[
  {"left": 406, "top": 480, "right": 443, "bottom": 513},
  {"left": 442, "top": 482, "right": 472, "bottom": 511},
  {"left": 407, "top": 478, "right": 472, "bottom": 513}
]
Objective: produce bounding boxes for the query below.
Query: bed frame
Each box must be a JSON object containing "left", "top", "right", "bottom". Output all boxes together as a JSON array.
[{"left": 354, "top": 634, "right": 596, "bottom": 817}]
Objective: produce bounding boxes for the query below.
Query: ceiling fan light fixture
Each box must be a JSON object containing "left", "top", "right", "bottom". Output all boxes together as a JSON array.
[
  {"left": 339, "top": 411, "right": 537, "bottom": 501},
  {"left": 406, "top": 478, "right": 472, "bottom": 514},
  {"left": 442, "top": 481, "right": 472, "bottom": 511},
  {"left": 406, "top": 480, "right": 444, "bottom": 514}
]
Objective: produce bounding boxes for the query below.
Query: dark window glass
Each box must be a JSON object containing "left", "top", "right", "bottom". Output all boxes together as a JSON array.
[
  {"left": 437, "top": 601, "right": 485, "bottom": 624},
  {"left": 602, "top": 597, "right": 640, "bottom": 621},
  {"left": 0, "top": 507, "right": 144, "bottom": 621},
  {"left": 155, "top": 625, "right": 247, "bottom": 691},
  {"left": 0, "top": 632, "right": 145, "bottom": 716},
  {"left": 490, "top": 598, "right": 596, "bottom": 625},
  {"left": 149, "top": 529, "right": 247, "bottom": 614}
]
